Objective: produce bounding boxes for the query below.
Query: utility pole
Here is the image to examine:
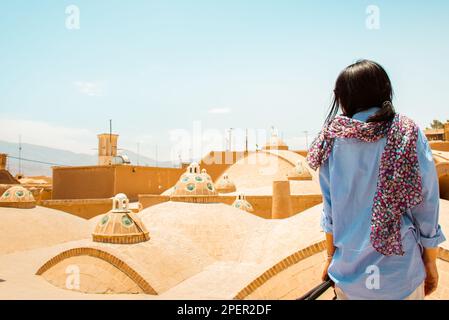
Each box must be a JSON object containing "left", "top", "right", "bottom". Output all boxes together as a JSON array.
[
  {"left": 109, "top": 119, "right": 113, "bottom": 159},
  {"left": 155, "top": 144, "right": 158, "bottom": 167},
  {"left": 256, "top": 133, "right": 259, "bottom": 151},
  {"left": 228, "top": 128, "right": 234, "bottom": 151},
  {"left": 245, "top": 128, "right": 248, "bottom": 152},
  {"left": 137, "top": 142, "right": 140, "bottom": 166},
  {"left": 18, "top": 134, "right": 22, "bottom": 175}
]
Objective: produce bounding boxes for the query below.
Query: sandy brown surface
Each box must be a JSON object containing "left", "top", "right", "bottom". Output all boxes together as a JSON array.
[
  {"left": 1, "top": 200, "right": 448, "bottom": 300},
  {"left": 0, "top": 202, "right": 325, "bottom": 299},
  {"left": 0, "top": 206, "right": 92, "bottom": 255}
]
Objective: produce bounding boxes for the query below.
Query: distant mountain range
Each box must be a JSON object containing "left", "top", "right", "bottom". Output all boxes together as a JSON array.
[{"left": 0, "top": 140, "right": 176, "bottom": 177}]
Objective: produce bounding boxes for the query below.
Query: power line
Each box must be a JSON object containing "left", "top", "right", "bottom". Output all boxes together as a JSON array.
[{"left": 7, "top": 155, "right": 68, "bottom": 167}]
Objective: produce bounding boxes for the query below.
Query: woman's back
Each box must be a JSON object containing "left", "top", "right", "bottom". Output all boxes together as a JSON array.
[{"left": 319, "top": 107, "right": 444, "bottom": 299}]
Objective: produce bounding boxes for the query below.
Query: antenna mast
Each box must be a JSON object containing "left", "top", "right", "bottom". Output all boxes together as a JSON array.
[
  {"left": 109, "top": 119, "right": 112, "bottom": 157},
  {"left": 228, "top": 128, "right": 234, "bottom": 151},
  {"left": 245, "top": 128, "right": 248, "bottom": 152},
  {"left": 18, "top": 135, "right": 22, "bottom": 175},
  {"left": 303, "top": 130, "right": 309, "bottom": 149},
  {"left": 137, "top": 142, "right": 140, "bottom": 166}
]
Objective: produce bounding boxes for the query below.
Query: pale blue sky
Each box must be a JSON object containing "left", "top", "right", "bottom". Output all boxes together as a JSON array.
[{"left": 0, "top": 1, "right": 448, "bottom": 161}]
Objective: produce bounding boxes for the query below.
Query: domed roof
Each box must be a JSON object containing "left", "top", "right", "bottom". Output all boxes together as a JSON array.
[
  {"left": 287, "top": 161, "right": 312, "bottom": 180},
  {"left": 232, "top": 194, "right": 254, "bottom": 213},
  {"left": 92, "top": 193, "right": 150, "bottom": 244},
  {"left": 0, "top": 186, "right": 36, "bottom": 209},
  {"left": 263, "top": 128, "right": 288, "bottom": 150},
  {"left": 215, "top": 174, "right": 236, "bottom": 194},
  {"left": 170, "top": 163, "right": 218, "bottom": 203}
]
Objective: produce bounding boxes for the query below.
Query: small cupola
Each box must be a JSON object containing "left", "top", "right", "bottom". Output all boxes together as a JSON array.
[
  {"left": 215, "top": 174, "right": 237, "bottom": 194},
  {"left": 0, "top": 186, "right": 36, "bottom": 209},
  {"left": 170, "top": 163, "right": 218, "bottom": 203},
  {"left": 92, "top": 193, "right": 150, "bottom": 244},
  {"left": 232, "top": 193, "right": 254, "bottom": 213}
]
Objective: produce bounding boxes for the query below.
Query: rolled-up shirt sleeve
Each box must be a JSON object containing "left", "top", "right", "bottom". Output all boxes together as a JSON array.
[
  {"left": 319, "top": 159, "right": 333, "bottom": 233},
  {"left": 411, "top": 130, "right": 446, "bottom": 248}
]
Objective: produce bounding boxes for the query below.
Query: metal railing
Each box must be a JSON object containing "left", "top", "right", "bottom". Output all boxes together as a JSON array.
[{"left": 297, "top": 279, "right": 335, "bottom": 300}]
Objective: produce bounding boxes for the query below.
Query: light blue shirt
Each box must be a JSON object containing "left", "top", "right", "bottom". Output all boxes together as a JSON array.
[{"left": 319, "top": 107, "right": 445, "bottom": 299}]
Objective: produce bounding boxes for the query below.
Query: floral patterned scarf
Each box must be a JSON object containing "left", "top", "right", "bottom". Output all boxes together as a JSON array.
[{"left": 307, "top": 113, "right": 423, "bottom": 256}]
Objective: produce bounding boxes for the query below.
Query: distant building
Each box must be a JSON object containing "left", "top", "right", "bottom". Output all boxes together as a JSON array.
[
  {"left": 424, "top": 121, "right": 449, "bottom": 142},
  {"left": 425, "top": 128, "right": 445, "bottom": 141},
  {"left": 446, "top": 122, "right": 449, "bottom": 141},
  {"left": 97, "top": 133, "right": 119, "bottom": 165},
  {"left": 0, "top": 154, "right": 20, "bottom": 195},
  {"left": 262, "top": 128, "right": 289, "bottom": 150},
  {"left": 51, "top": 132, "right": 183, "bottom": 201},
  {"left": 0, "top": 153, "right": 7, "bottom": 170}
]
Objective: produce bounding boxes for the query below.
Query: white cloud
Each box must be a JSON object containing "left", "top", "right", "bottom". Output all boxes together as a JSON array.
[
  {"left": 73, "top": 81, "right": 106, "bottom": 97},
  {"left": 208, "top": 107, "right": 231, "bottom": 114},
  {"left": 0, "top": 118, "right": 96, "bottom": 154}
]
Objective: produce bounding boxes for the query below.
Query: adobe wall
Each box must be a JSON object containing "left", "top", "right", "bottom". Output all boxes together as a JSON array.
[
  {"left": 39, "top": 198, "right": 112, "bottom": 219},
  {"left": 138, "top": 194, "right": 322, "bottom": 219},
  {"left": 444, "top": 122, "right": 449, "bottom": 141},
  {"left": 440, "top": 175, "right": 449, "bottom": 200},
  {"left": 272, "top": 180, "right": 293, "bottom": 219},
  {"left": 138, "top": 194, "right": 171, "bottom": 209},
  {"left": 200, "top": 151, "right": 246, "bottom": 181},
  {"left": 0, "top": 154, "right": 7, "bottom": 170},
  {"left": 52, "top": 165, "right": 184, "bottom": 201},
  {"left": 0, "top": 169, "right": 20, "bottom": 185},
  {"left": 113, "top": 166, "right": 183, "bottom": 201},
  {"left": 429, "top": 141, "right": 449, "bottom": 152},
  {"left": 39, "top": 188, "right": 52, "bottom": 201},
  {"left": 435, "top": 162, "right": 449, "bottom": 200},
  {"left": 52, "top": 166, "right": 115, "bottom": 200},
  {"left": 241, "top": 194, "right": 322, "bottom": 219}
]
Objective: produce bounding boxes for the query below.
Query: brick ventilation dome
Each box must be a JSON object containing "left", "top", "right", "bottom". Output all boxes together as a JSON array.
[
  {"left": 170, "top": 163, "right": 218, "bottom": 203},
  {"left": 232, "top": 194, "right": 254, "bottom": 213},
  {"left": 215, "top": 174, "right": 237, "bottom": 194},
  {"left": 0, "top": 186, "right": 36, "bottom": 209},
  {"left": 92, "top": 193, "right": 150, "bottom": 244}
]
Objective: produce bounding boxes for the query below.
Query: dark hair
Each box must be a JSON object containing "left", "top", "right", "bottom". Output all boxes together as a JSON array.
[{"left": 325, "top": 59, "right": 395, "bottom": 124}]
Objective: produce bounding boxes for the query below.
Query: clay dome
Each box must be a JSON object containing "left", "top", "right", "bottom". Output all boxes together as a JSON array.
[
  {"left": 287, "top": 161, "right": 312, "bottom": 180},
  {"left": 0, "top": 186, "right": 36, "bottom": 209},
  {"left": 215, "top": 174, "right": 237, "bottom": 194},
  {"left": 232, "top": 194, "right": 254, "bottom": 213},
  {"left": 170, "top": 163, "right": 218, "bottom": 203},
  {"left": 263, "top": 128, "right": 288, "bottom": 151},
  {"left": 92, "top": 193, "right": 150, "bottom": 244}
]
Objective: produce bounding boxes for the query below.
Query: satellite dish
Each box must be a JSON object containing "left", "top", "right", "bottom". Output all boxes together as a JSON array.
[{"left": 112, "top": 154, "right": 131, "bottom": 165}]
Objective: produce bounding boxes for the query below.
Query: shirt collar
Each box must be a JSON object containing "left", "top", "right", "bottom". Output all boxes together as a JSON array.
[{"left": 352, "top": 107, "right": 381, "bottom": 122}]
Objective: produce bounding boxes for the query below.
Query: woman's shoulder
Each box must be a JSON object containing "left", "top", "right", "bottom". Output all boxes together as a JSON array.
[
  {"left": 395, "top": 113, "right": 427, "bottom": 144},
  {"left": 396, "top": 113, "right": 419, "bottom": 128},
  {"left": 395, "top": 113, "right": 425, "bottom": 137},
  {"left": 408, "top": 120, "right": 433, "bottom": 159},
  {"left": 396, "top": 112, "right": 431, "bottom": 146}
]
